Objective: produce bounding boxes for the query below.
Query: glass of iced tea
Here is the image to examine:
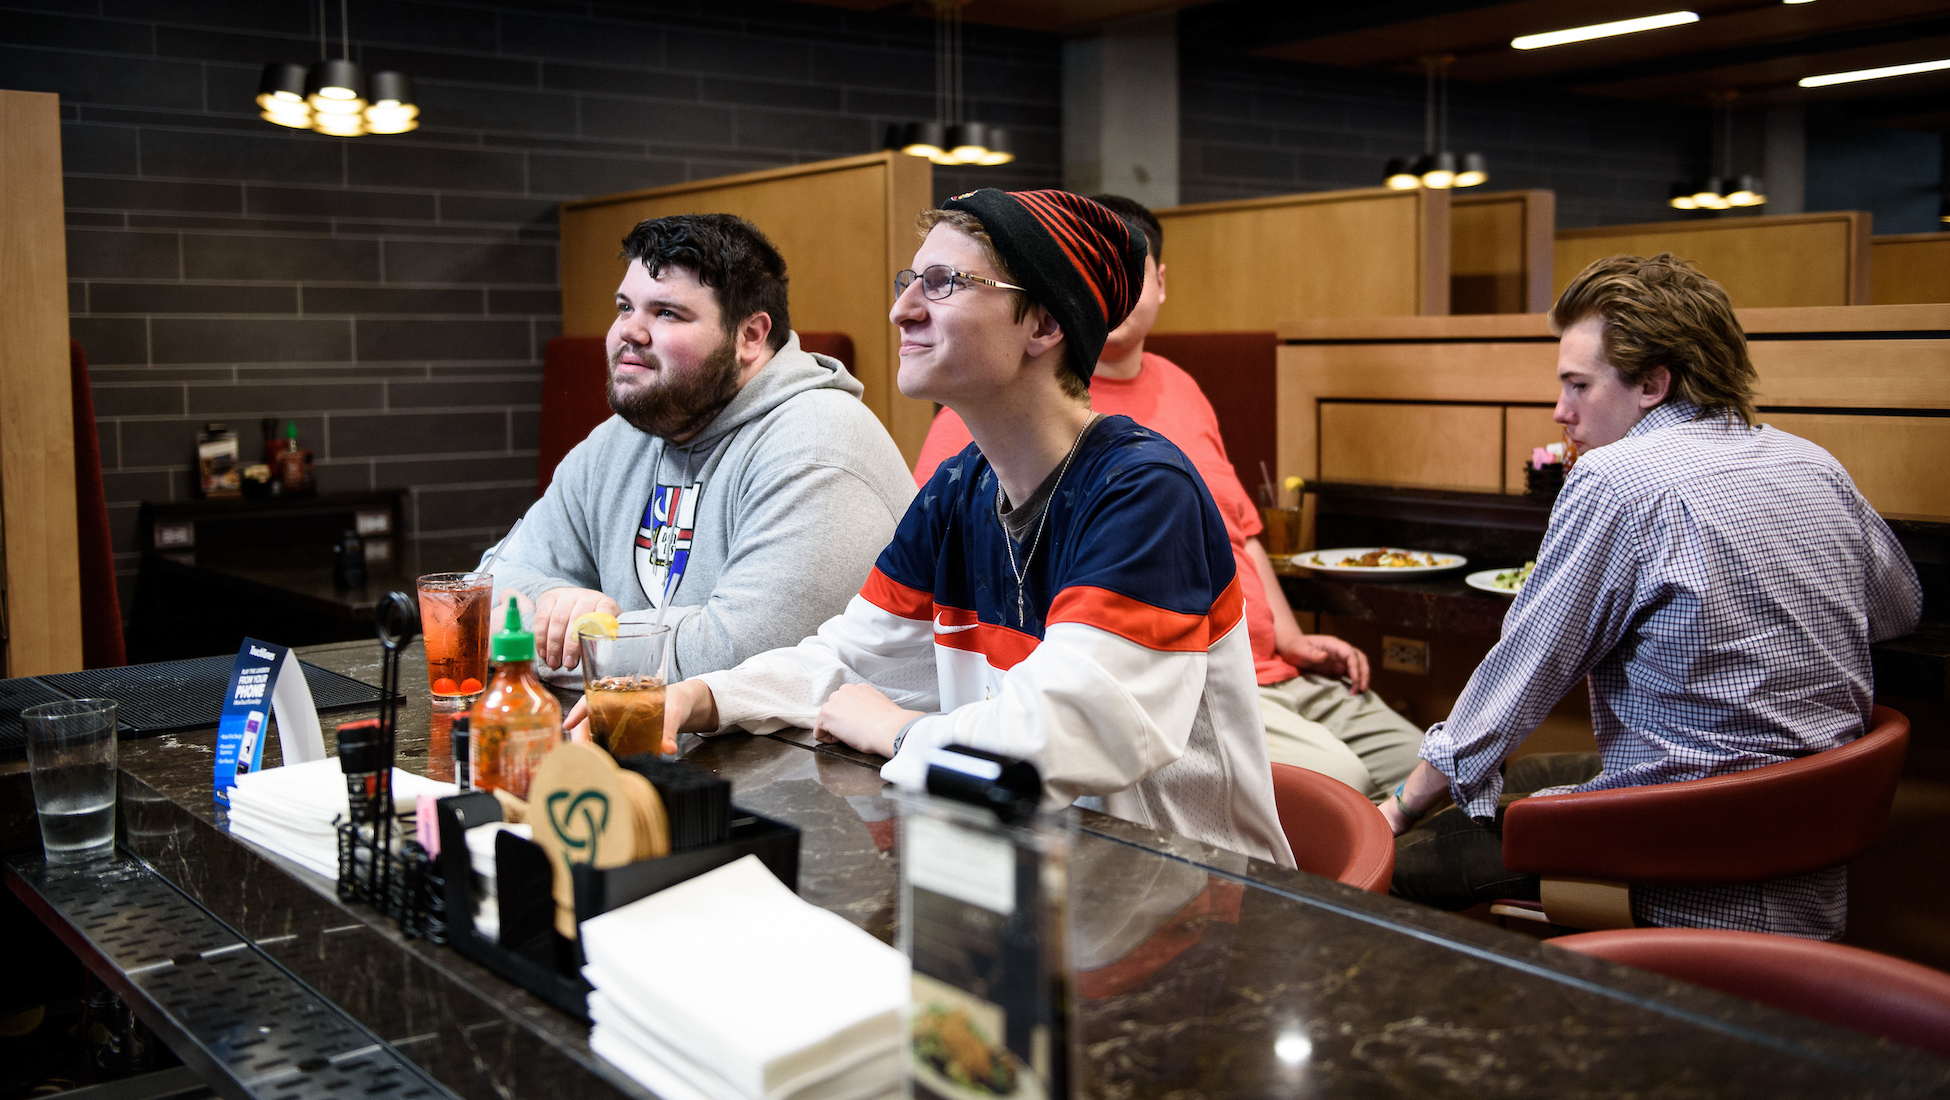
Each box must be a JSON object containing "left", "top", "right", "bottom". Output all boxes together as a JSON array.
[
  {"left": 417, "top": 571, "right": 493, "bottom": 707},
  {"left": 579, "top": 624, "right": 669, "bottom": 757}
]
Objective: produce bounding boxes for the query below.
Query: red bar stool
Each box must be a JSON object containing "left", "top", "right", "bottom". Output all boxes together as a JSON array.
[
  {"left": 1269, "top": 763, "right": 1394, "bottom": 893},
  {"left": 1553, "top": 927, "right": 1950, "bottom": 1059},
  {"left": 1495, "top": 705, "right": 1909, "bottom": 929}
]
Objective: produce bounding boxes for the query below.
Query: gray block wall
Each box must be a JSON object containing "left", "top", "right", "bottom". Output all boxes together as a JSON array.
[{"left": 7, "top": 0, "right": 1063, "bottom": 613}]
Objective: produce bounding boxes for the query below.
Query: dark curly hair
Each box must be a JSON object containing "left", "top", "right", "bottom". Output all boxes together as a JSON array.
[
  {"left": 1549, "top": 252, "right": 1758, "bottom": 426},
  {"left": 619, "top": 214, "right": 791, "bottom": 352}
]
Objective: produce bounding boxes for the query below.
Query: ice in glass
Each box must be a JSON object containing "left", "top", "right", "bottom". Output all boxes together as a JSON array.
[
  {"left": 417, "top": 571, "right": 493, "bottom": 706},
  {"left": 579, "top": 625, "right": 670, "bottom": 758}
]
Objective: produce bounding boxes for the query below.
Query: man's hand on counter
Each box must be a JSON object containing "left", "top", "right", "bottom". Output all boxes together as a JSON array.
[
  {"left": 812, "top": 683, "right": 919, "bottom": 759},
  {"left": 534, "top": 586, "right": 623, "bottom": 670}
]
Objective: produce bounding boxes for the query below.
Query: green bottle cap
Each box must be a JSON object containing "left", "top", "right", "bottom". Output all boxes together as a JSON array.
[
  {"left": 286, "top": 419, "right": 298, "bottom": 440},
  {"left": 489, "top": 596, "right": 534, "bottom": 663}
]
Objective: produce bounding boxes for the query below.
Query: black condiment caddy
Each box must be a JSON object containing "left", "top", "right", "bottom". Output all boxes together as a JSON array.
[
  {"left": 432, "top": 791, "right": 801, "bottom": 1020},
  {"left": 333, "top": 589, "right": 803, "bottom": 1020}
]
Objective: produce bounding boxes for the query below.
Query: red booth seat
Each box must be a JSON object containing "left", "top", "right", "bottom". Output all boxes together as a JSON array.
[
  {"left": 1142, "top": 332, "right": 1278, "bottom": 499},
  {"left": 536, "top": 332, "right": 857, "bottom": 496},
  {"left": 1554, "top": 927, "right": 1950, "bottom": 1059},
  {"left": 1269, "top": 763, "right": 1394, "bottom": 893}
]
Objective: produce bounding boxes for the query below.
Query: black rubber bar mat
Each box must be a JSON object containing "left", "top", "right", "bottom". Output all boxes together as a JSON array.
[
  {"left": 35, "top": 655, "right": 396, "bottom": 736},
  {"left": 0, "top": 677, "right": 86, "bottom": 755}
]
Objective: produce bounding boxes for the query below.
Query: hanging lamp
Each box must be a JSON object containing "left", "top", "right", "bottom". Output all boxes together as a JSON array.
[
  {"left": 256, "top": 0, "right": 418, "bottom": 136},
  {"left": 1671, "top": 94, "right": 1763, "bottom": 210},
  {"left": 885, "top": 0, "right": 1011, "bottom": 166},
  {"left": 1382, "top": 57, "right": 1487, "bottom": 190}
]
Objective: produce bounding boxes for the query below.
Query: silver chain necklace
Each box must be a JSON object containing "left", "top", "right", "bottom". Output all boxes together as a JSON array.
[{"left": 999, "top": 415, "right": 1097, "bottom": 628}]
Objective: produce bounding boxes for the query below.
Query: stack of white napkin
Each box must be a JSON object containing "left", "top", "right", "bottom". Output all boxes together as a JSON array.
[
  {"left": 226, "top": 757, "right": 455, "bottom": 878},
  {"left": 582, "top": 855, "right": 907, "bottom": 1100},
  {"left": 462, "top": 820, "right": 529, "bottom": 941}
]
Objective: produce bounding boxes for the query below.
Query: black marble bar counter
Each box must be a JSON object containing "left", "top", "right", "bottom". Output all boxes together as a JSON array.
[{"left": 5, "top": 639, "right": 1949, "bottom": 1099}]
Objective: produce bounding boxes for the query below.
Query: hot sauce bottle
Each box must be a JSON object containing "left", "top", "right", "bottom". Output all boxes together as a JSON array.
[{"left": 469, "top": 598, "right": 562, "bottom": 800}]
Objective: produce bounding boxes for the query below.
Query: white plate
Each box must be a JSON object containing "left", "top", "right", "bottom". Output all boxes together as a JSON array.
[
  {"left": 1291, "top": 547, "right": 1467, "bottom": 578},
  {"left": 1466, "top": 568, "right": 1525, "bottom": 597}
]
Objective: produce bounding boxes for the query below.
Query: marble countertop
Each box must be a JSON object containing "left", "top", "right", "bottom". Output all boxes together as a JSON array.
[{"left": 6, "top": 639, "right": 1948, "bottom": 1099}]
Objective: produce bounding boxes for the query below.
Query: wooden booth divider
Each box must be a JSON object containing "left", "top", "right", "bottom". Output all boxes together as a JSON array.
[
  {"left": 1871, "top": 233, "right": 1950, "bottom": 306},
  {"left": 1450, "top": 189, "right": 1556, "bottom": 315},
  {"left": 1150, "top": 186, "right": 1450, "bottom": 332},
  {"left": 0, "top": 89, "right": 84, "bottom": 676},
  {"left": 1554, "top": 210, "right": 1873, "bottom": 310},
  {"left": 558, "top": 152, "right": 935, "bottom": 463},
  {"left": 1276, "top": 304, "right": 1950, "bottom": 522}
]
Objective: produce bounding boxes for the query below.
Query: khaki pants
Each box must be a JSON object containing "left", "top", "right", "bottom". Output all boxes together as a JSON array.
[{"left": 1259, "top": 674, "right": 1424, "bottom": 801}]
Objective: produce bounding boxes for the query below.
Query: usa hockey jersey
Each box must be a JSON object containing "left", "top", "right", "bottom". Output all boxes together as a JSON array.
[{"left": 698, "top": 415, "right": 1293, "bottom": 867}]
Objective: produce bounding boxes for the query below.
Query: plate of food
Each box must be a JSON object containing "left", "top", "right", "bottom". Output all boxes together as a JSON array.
[
  {"left": 1466, "top": 561, "right": 1535, "bottom": 596},
  {"left": 1293, "top": 547, "right": 1467, "bottom": 578}
]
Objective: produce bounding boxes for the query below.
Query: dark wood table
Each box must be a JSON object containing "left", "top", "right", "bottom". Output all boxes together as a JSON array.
[{"left": 5, "top": 640, "right": 1948, "bottom": 1099}]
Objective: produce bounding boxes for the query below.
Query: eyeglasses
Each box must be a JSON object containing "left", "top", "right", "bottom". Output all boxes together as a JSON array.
[{"left": 894, "top": 265, "right": 1027, "bottom": 301}]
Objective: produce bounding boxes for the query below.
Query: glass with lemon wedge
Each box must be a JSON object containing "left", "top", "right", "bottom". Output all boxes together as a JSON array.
[{"left": 573, "top": 612, "right": 671, "bottom": 757}]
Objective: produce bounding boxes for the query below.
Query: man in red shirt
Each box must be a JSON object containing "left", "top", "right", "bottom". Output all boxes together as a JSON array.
[{"left": 911, "top": 195, "right": 1422, "bottom": 800}]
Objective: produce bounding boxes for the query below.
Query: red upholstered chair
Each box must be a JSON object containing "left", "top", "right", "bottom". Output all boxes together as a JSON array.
[
  {"left": 1269, "top": 763, "right": 1394, "bottom": 893},
  {"left": 1140, "top": 332, "right": 1278, "bottom": 496},
  {"left": 1553, "top": 927, "right": 1950, "bottom": 1059},
  {"left": 535, "top": 332, "right": 858, "bottom": 496},
  {"left": 70, "top": 341, "right": 125, "bottom": 668},
  {"left": 1497, "top": 706, "right": 1910, "bottom": 929}
]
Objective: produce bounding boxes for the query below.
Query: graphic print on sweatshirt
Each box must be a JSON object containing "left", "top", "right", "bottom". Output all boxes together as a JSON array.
[{"left": 635, "top": 481, "right": 703, "bottom": 607}]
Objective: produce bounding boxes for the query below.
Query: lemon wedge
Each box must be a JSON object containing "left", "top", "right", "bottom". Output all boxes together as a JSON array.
[{"left": 571, "top": 611, "right": 620, "bottom": 639}]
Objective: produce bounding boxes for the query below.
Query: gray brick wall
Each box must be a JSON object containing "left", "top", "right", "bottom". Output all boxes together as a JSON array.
[
  {"left": 5, "top": 0, "right": 1063, "bottom": 609},
  {"left": 1179, "top": 50, "right": 1710, "bottom": 228}
]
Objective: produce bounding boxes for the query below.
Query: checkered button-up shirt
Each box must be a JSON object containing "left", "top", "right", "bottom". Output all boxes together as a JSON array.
[{"left": 1421, "top": 400, "right": 1921, "bottom": 938}]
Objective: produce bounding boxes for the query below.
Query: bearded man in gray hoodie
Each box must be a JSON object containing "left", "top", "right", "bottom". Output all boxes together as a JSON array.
[{"left": 489, "top": 213, "right": 916, "bottom": 682}]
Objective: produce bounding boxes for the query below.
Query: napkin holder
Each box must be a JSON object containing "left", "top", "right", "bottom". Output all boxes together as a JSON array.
[{"left": 434, "top": 790, "right": 801, "bottom": 1020}]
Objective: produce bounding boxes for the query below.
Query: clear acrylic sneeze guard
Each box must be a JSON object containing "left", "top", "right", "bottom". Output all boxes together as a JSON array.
[{"left": 896, "top": 748, "right": 1075, "bottom": 1100}]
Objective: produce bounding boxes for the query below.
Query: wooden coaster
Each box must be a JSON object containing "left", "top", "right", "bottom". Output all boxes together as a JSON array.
[
  {"left": 529, "top": 741, "right": 637, "bottom": 939},
  {"left": 618, "top": 770, "right": 670, "bottom": 862}
]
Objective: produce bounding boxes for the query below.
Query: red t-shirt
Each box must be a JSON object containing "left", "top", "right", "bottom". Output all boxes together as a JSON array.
[{"left": 911, "top": 352, "right": 1299, "bottom": 685}]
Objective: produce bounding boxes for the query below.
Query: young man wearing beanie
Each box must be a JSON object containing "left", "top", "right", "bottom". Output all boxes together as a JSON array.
[
  {"left": 654, "top": 190, "right": 1294, "bottom": 867},
  {"left": 912, "top": 194, "right": 1424, "bottom": 803}
]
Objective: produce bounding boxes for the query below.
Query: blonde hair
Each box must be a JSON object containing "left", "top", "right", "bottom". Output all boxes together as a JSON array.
[
  {"left": 916, "top": 208, "right": 1089, "bottom": 399},
  {"left": 1549, "top": 253, "right": 1758, "bottom": 425}
]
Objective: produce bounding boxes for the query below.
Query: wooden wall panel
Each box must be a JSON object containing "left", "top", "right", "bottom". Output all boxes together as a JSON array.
[
  {"left": 1504, "top": 406, "right": 1561, "bottom": 495},
  {"left": 1554, "top": 211, "right": 1872, "bottom": 309},
  {"left": 1152, "top": 187, "right": 1448, "bottom": 332},
  {"left": 1750, "top": 340, "right": 1950, "bottom": 409},
  {"left": 1451, "top": 189, "right": 1554, "bottom": 315},
  {"left": 1318, "top": 403, "right": 1503, "bottom": 492},
  {"left": 1760, "top": 413, "right": 1950, "bottom": 520},
  {"left": 558, "top": 152, "right": 935, "bottom": 462},
  {"left": 1871, "top": 233, "right": 1950, "bottom": 305},
  {"left": 0, "top": 90, "right": 83, "bottom": 675},
  {"left": 1278, "top": 304, "right": 1950, "bottom": 522}
]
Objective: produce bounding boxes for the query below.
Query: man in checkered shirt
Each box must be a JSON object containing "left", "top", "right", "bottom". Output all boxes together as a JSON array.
[{"left": 1385, "top": 253, "right": 1921, "bottom": 938}]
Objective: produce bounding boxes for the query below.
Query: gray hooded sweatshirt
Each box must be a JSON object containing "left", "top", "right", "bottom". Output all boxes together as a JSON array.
[{"left": 487, "top": 332, "right": 915, "bottom": 682}]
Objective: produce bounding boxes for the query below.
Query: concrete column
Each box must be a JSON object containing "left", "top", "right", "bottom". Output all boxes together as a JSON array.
[
  {"left": 1763, "top": 106, "right": 1806, "bottom": 215},
  {"left": 1062, "top": 12, "right": 1179, "bottom": 208}
]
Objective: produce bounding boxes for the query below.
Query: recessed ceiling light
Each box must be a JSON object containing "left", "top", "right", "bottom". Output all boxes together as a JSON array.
[
  {"left": 1512, "top": 11, "right": 1699, "bottom": 50},
  {"left": 1799, "top": 58, "right": 1950, "bottom": 87}
]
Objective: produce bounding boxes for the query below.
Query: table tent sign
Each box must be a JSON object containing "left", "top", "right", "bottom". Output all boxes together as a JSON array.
[{"left": 213, "top": 637, "right": 325, "bottom": 807}]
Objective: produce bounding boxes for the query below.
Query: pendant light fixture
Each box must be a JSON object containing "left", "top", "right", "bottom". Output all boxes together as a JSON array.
[
  {"left": 256, "top": 0, "right": 418, "bottom": 136},
  {"left": 1383, "top": 57, "right": 1487, "bottom": 190},
  {"left": 1669, "top": 93, "right": 1764, "bottom": 210},
  {"left": 886, "top": 1, "right": 1013, "bottom": 167}
]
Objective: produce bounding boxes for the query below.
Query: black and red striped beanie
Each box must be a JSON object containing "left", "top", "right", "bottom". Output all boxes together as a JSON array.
[{"left": 940, "top": 188, "right": 1146, "bottom": 385}]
